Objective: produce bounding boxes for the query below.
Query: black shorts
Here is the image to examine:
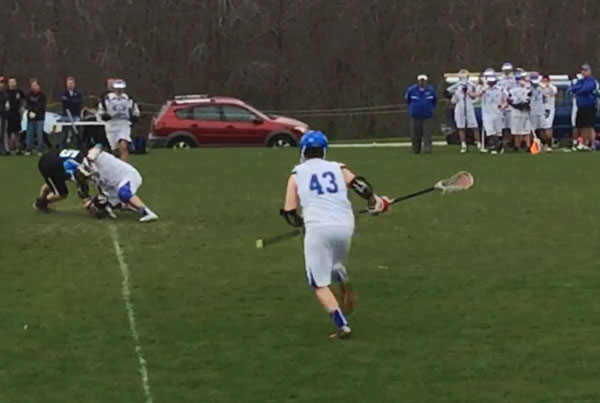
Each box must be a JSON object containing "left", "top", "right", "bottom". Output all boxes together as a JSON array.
[
  {"left": 576, "top": 106, "right": 597, "bottom": 129},
  {"left": 7, "top": 114, "right": 21, "bottom": 134},
  {"left": 38, "top": 152, "right": 69, "bottom": 196}
]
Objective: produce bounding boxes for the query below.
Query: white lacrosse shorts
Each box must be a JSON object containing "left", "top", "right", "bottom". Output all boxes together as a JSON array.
[
  {"left": 454, "top": 107, "right": 478, "bottom": 129},
  {"left": 503, "top": 108, "right": 512, "bottom": 130},
  {"left": 511, "top": 110, "right": 531, "bottom": 135},
  {"left": 529, "top": 114, "right": 545, "bottom": 130},
  {"left": 106, "top": 171, "right": 143, "bottom": 207},
  {"left": 106, "top": 123, "right": 132, "bottom": 150},
  {"left": 542, "top": 109, "right": 555, "bottom": 130},
  {"left": 482, "top": 114, "right": 503, "bottom": 136},
  {"left": 304, "top": 226, "right": 353, "bottom": 288}
]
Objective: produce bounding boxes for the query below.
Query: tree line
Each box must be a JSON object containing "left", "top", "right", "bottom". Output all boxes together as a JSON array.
[{"left": 1, "top": 0, "right": 598, "bottom": 138}]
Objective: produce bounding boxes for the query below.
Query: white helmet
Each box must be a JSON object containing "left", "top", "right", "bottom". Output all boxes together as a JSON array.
[
  {"left": 113, "top": 79, "right": 127, "bottom": 89},
  {"left": 501, "top": 62, "right": 513, "bottom": 72}
]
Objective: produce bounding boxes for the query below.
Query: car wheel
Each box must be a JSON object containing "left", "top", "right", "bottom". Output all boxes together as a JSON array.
[
  {"left": 267, "top": 134, "right": 296, "bottom": 148},
  {"left": 167, "top": 136, "right": 196, "bottom": 150}
]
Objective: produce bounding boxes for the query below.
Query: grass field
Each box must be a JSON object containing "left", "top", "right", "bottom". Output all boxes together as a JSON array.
[{"left": 2, "top": 147, "right": 600, "bottom": 403}]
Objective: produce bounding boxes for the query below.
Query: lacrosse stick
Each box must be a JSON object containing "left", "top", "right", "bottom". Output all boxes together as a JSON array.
[
  {"left": 357, "top": 170, "right": 474, "bottom": 214},
  {"left": 256, "top": 171, "right": 474, "bottom": 249},
  {"left": 66, "top": 110, "right": 84, "bottom": 151}
]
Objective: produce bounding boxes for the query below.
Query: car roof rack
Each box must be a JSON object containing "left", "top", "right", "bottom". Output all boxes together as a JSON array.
[{"left": 173, "top": 94, "right": 211, "bottom": 103}]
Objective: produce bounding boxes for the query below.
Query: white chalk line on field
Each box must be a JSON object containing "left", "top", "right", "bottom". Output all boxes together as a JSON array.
[
  {"left": 109, "top": 225, "right": 154, "bottom": 403},
  {"left": 329, "top": 141, "right": 447, "bottom": 148}
]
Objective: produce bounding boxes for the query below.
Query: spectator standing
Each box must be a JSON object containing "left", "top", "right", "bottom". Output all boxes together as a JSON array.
[
  {"left": 0, "top": 77, "right": 9, "bottom": 155},
  {"left": 6, "top": 77, "right": 25, "bottom": 155},
  {"left": 25, "top": 78, "right": 47, "bottom": 156},
  {"left": 540, "top": 74, "right": 557, "bottom": 145},
  {"left": 404, "top": 74, "right": 437, "bottom": 154},
  {"left": 60, "top": 76, "right": 83, "bottom": 149},
  {"left": 570, "top": 63, "right": 598, "bottom": 150}
]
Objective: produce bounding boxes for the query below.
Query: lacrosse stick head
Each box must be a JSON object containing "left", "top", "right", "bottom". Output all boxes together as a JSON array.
[{"left": 434, "top": 171, "right": 474, "bottom": 194}]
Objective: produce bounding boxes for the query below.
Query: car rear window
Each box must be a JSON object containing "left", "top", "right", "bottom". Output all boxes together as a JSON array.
[{"left": 176, "top": 105, "right": 221, "bottom": 120}]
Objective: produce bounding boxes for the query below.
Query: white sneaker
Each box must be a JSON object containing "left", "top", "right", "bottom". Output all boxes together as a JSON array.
[
  {"left": 460, "top": 147, "right": 467, "bottom": 154},
  {"left": 491, "top": 150, "right": 498, "bottom": 155},
  {"left": 139, "top": 210, "right": 158, "bottom": 222},
  {"left": 480, "top": 148, "right": 488, "bottom": 153}
]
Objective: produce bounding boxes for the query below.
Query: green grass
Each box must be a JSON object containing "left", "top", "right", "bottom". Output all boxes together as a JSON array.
[{"left": 2, "top": 147, "right": 600, "bottom": 403}]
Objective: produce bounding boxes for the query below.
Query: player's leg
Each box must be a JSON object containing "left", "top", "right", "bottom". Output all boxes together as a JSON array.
[
  {"left": 304, "top": 228, "right": 351, "bottom": 339},
  {"left": 117, "top": 174, "right": 158, "bottom": 222},
  {"left": 118, "top": 139, "right": 129, "bottom": 161},
  {"left": 331, "top": 227, "right": 355, "bottom": 315}
]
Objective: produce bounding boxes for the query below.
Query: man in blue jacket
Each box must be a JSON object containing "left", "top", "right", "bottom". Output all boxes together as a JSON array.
[
  {"left": 405, "top": 74, "right": 437, "bottom": 153},
  {"left": 60, "top": 76, "right": 83, "bottom": 149},
  {"left": 570, "top": 63, "right": 598, "bottom": 149}
]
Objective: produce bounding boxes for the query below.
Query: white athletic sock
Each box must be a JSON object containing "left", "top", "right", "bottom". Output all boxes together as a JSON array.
[{"left": 461, "top": 142, "right": 467, "bottom": 148}]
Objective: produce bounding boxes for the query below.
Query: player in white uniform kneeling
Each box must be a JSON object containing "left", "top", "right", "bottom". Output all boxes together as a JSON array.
[
  {"left": 98, "top": 79, "right": 140, "bottom": 162},
  {"left": 281, "top": 131, "right": 390, "bottom": 339},
  {"left": 480, "top": 72, "right": 505, "bottom": 154},
  {"left": 85, "top": 146, "right": 158, "bottom": 222}
]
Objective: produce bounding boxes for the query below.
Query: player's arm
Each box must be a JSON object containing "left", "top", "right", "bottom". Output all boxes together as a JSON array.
[
  {"left": 280, "top": 174, "right": 303, "bottom": 227},
  {"left": 341, "top": 166, "right": 390, "bottom": 214},
  {"left": 130, "top": 99, "right": 141, "bottom": 123}
]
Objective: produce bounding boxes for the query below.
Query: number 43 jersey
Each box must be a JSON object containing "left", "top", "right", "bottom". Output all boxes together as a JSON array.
[{"left": 293, "top": 158, "right": 354, "bottom": 229}]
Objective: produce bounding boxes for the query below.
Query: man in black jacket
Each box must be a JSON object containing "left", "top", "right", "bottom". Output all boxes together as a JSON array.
[
  {"left": 0, "top": 77, "right": 9, "bottom": 155},
  {"left": 25, "top": 78, "right": 47, "bottom": 156},
  {"left": 6, "top": 77, "right": 25, "bottom": 154},
  {"left": 59, "top": 76, "right": 83, "bottom": 149}
]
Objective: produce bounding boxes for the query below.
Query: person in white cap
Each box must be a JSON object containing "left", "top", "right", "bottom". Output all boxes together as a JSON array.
[
  {"left": 529, "top": 72, "right": 546, "bottom": 149},
  {"left": 540, "top": 74, "right": 557, "bottom": 147},
  {"left": 479, "top": 70, "right": 505, "bottom": 153},
  {"left": 98, "top": 79, "right": 140, "bottom": 161},
  {"left": 451, "top": 69, "right": 481, "bottom": 153},
  {"left": 404, "top": 74, "right": 437, "bottom": 153}
]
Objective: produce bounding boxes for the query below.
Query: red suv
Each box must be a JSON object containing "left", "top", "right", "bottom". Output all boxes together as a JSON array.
[{"left": 149, "top": 95, "right": 309, "bottom": 148}]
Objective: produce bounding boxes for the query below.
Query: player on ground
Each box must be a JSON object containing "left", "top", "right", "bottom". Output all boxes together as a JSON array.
[
  {"left": 85, "top": 145, "right": 158, "bottom": 222},
  {"left": 540, "top": 74, "right": 557, "bottom": 148},
  {"left": 507, "top": 71, "right": 532, "bottom": 151},
  {"left": 33, "top": 149, "right": 91, "bottom": 212},
  {"left": 281, "top": 131, "right": 390, "bottom": 339},
  {"left": 479, "top": 70, "right": 505, "bottom": 154},
  {"left": 97, "top": 79, "right": 140, "bottom": 161}
]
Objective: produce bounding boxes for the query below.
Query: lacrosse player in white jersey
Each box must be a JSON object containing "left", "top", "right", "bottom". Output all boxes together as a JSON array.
[
  {"left": 84, "top": 145, "right": 158, "bottom": 222},
  {"left": 451, "top": 69, "right": 481, "bottom": 153},
  {"left": 528, "top": 72, "right": 547, "bottom": 149},
  {"left": 507, "top": 71, "right": 532, "bottom": 151},
  {"left": 281, "top": 130, "right": 390, "bottom": 339},
  {"left": 498, "top": 63, "right": 517, "bottom": 148},
  {"left": 540, "top": 74, "right": 557, "bottom": 148},
  {"left": 480, "top": 71, "right": 506, "bottom": 154},
  {"left": 98, "top": 79, "right": 140, "bottom": 161}
]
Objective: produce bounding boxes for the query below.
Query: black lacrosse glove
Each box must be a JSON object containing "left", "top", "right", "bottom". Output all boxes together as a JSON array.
[
  {"left": 130, "top": 115, "right": 139, "bottom": 123},
  {"left": 101, "top": 113, "right": 112, "bottom": 121},
  {"left": 280, "top": 209, "right": 304, "bottom": 228}
]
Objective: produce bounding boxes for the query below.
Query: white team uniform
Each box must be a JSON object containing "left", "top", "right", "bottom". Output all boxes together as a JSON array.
[
  {"left": 90, "top": 152, "right": 143, "bottom": 206},
  {"left": 481, "top": 85, "right": 504, "bottom": 136},
  {"left": 99, "top": 92, "right": 140, "bottom": 150},
  {"left": 508, "top": 86, "right": 531, "bottom": 135},
  {"left": 498, "top": 75, "right": 517, "bottom": 129},
  {"left": 541, "top": 84, "right": 557, "bottom": 129},
  {"left": 529, "top": 86, "right": 545, "bottom": 130},
  {"left": 452, "top": 84, "right": 478, "bottom": 129},
  {"left": 293, "top": 158, "right": 354, "bottom": 288}
]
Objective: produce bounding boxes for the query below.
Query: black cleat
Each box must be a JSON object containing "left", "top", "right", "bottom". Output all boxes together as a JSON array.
[{"left": 33, "top": 198, "right": 50, "bottom": 213}]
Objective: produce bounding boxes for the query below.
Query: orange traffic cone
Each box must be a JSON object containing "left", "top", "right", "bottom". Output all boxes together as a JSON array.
[{"left": 530, "top": 137, "right": 541, "bottom": 154}]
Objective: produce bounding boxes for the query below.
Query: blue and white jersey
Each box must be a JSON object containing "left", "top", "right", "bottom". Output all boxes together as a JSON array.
[
  {"left": 58, "top": 149, "right": 83, "bottom": 179},
  {"left": 481, "top": 85, "right": 504, "bottom": 117},
  {"left": 91, "top": 151, "right": 140, "bottom": 189},
  {"left": 530, "top": 86, "right": 545, "bottom": 115},
  {"left": 293, "top": 159, "right": 354, "bottom": 229}
]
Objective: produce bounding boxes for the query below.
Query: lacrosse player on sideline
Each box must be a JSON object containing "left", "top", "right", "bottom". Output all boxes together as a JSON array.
[
  {"left": 451, "top": 69, "right": 481, "bottom": 153},
  {"left": 280, "top": 130, "right": 391, "bottom": 339},
  {"left": 84, "top": 145, "right": 158, "bottom": 222},
  {"left": 97, "top": 79, "right": 140, "bottom": 161},
  {"left": 479, "top": 70, "right": 506, "bottom": 154},
  {"left": 507, "top": 71, "right": 532, "bottom": 151},
  {"left": 528, "top": 72, "right": 547, "bottom": 150},
  {"left": 540, "top": 75, "right": 557, "bottom": 148},
  {"left": 498, "top": 62, "right": 517, "bottom": 150}
]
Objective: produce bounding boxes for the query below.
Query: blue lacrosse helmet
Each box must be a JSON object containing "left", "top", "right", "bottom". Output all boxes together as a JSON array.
[
  {"left": 63, "top": 159, "right": 80, "bottom": 179},
  {"left": 300, "top": 130, "right": 328, "bottom": 161}
]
